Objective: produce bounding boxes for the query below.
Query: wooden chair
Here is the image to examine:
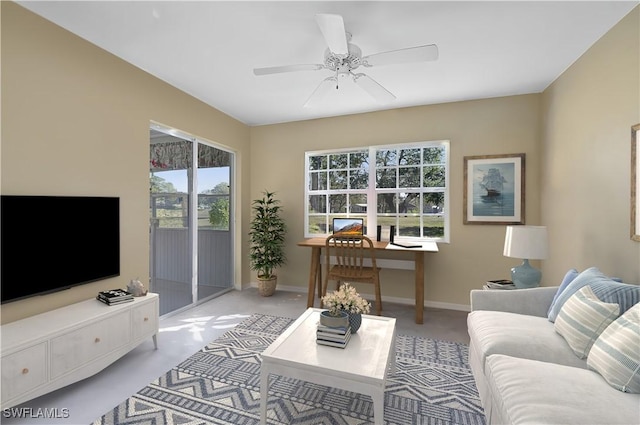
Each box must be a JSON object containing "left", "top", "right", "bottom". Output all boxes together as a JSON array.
[{"left": 322, "top": 235, "right": 382, "bottom": 315}]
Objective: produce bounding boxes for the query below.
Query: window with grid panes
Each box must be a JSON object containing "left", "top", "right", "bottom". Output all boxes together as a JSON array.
[{"left": 305, "top": 141, "right": 449, "bottom": 242}]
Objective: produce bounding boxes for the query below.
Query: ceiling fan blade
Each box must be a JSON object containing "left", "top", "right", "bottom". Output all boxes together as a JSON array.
[
  {"left": 316, "top": 14, "right": 348, "bottom": 56},
  {"left": 253, "top": 64, "right": 324, "bottom": 76},
  {"left": 303, "top": 76, "right": 337, "bottom": 108},
  {"left": 363, "top": 44, "right": 439, "bottom": 67},
  {"left": 353, "top": 73, "right": 396, "bottom": 104}
]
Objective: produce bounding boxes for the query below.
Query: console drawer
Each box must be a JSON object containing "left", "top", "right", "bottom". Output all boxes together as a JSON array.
[
  {"left": 50, "top": 311, "right": 131, "bottom": 379},
  {"left": 132, "top": 300, "right": 158, "bottom": 341},
  {"left": 1, "top": 343, "right": 47, "bottom": 403}
]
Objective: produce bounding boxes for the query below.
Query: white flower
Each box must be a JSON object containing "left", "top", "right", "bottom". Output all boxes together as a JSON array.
[{"left": 321, "top": 283, "right": 371, "bottom": 315}]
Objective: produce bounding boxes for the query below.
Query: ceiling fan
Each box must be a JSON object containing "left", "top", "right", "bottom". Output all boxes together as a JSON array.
[{"left": 253, "top": 14, "right": 439, "bottom": 107}]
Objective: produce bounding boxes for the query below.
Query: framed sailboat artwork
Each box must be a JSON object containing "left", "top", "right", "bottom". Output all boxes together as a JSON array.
[{"left": 463, "top": 153, "right": 525, "bottom": 225}]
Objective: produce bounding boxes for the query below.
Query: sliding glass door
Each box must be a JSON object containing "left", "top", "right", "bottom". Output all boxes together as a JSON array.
[
  {"left": 196, "top": 143, "right": 232, "bottom": 302},
  {"left": 149, "top": 125, "right": 234, "bottom": 316}
]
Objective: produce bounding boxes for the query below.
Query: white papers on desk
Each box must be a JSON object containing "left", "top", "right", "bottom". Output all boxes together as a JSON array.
[{"left": 385, "top": 241, "right": 438, "bottom": 252}]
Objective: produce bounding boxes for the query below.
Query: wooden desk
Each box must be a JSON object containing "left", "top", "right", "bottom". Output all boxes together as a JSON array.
[{"left": 297, "top": 238, "right": 438, "bottom": 324}]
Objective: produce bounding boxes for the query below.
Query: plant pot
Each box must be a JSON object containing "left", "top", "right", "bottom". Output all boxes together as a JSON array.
[
  {"left": 258, "top": 275, "right": 277, "bottom": 297},
  {"left": 348, "top": 313, "right": 362, "bottom": 333},
  {"left": 320, "top": 310, "right": 349, "bottom": 328}
]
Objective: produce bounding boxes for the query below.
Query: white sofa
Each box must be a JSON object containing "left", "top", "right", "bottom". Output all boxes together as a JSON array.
[{"left": 467, "top": 287, "right": 640, "bottom": 425}]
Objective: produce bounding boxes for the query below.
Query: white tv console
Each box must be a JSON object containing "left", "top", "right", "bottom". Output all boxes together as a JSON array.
[{"left": 1, "top": 292, "right": 159, "bottom": 409}]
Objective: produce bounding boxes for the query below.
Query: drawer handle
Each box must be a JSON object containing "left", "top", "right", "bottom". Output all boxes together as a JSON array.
[
  {"left": 144, "top": 317, "right": 149, "bottom": 322},
  {"left": 95, "top": 337, "right": 101, "bottom": 343},
  {"left": 22, "top": 368, "right": 29, "bottom": 375}
]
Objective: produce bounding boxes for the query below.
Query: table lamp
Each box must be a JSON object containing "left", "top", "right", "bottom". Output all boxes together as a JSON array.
[{"left": 503, "top": 225, "right": 548, "bottom": 289}]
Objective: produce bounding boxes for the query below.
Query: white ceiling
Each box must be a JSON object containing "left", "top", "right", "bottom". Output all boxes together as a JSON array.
[{"left": 17, "top": 1, "right": 639, "bottom": 127}]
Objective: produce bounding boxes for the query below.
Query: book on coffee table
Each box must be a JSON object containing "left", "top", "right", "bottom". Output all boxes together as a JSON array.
[
  {"left": 317, "top": 331, "right": 351, "bottom": 348},
  {"left": 317, "top": 322, "right": 351, "bottom": 348},
  {"left": 317, "top": 328, "right": 351, "bottom": 342},
  {"left": 316, "top": 323, "right": 349, "bottom": 335}
]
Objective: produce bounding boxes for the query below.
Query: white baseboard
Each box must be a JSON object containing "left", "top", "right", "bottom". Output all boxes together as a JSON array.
[{"left": 245, "top": 282, "right": 471, "bottom": 312}]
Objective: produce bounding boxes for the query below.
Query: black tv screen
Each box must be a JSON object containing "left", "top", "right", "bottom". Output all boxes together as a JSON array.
[{"left": 1, "top": 195, "right": 120, "bottom": 304}]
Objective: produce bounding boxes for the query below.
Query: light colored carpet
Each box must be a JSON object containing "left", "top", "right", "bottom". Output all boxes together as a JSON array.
[{"left": 93, "top": 313, "right": 485, "bottom": 424}]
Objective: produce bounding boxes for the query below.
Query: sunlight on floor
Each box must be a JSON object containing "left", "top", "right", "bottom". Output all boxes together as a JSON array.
[{"left": 159, "top": 313, "right": 251, "bottom": 343}]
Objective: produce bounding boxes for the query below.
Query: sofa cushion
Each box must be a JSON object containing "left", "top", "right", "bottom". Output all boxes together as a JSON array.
[
  {"left": 547, "top": 268, "right": 579, "bottom": 317},
  {"left": 588, "top": 302, "right": 640, "bottom": 393},
  {"left": 548, "top": 267, "right": 640, "bottom": 322},
  {"left": 467, "top": 310, "right": 587, "bottom": 373},
  {"left": 554, "top": 285, "right": 620, "bottom": 359},
  {"left": 485, "top": 354, "right": 640, "bottom": 425}
]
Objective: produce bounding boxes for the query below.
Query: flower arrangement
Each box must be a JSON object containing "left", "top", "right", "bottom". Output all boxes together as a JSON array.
[{"left": 321, "top": 283, "right": 371, "bottom": 316}]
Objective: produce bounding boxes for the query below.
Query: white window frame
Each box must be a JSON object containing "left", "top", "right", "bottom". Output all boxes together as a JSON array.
[{"left": 304, "top": 140, "right": 450, "bottom": 243}]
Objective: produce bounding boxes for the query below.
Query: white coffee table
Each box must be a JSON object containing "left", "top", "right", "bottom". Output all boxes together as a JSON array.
[{"left": 260, "top": 308, "right": 397, "bottom": 425}]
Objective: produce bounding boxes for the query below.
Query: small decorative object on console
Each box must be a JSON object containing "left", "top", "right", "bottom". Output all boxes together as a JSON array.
[
  {"left": 127, "top": 277, "right": 147, "bottom": 297},
  {"left": 97, "top": 289, "right": 134, "bottom": 305}
]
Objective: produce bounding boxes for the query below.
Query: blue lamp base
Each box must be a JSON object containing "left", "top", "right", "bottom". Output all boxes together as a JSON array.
[{"left": 510, "top": 259, "right": 542, "bottom": 289}]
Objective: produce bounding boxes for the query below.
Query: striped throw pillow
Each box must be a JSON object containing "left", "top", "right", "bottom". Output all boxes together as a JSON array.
[
  {"left": 587, "top": 302, "right": 640, "bottom": 393},
  {"left": 554, "top": 285, "right": 620, "bottom": 359},
  {"left": 547, "top": 267, "right": 637, "bottom": 323}
]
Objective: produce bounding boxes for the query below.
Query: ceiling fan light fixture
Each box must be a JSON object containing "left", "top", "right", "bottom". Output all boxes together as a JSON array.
[{"left": 323, "top": 44, "right": 362, "bottom": 72}]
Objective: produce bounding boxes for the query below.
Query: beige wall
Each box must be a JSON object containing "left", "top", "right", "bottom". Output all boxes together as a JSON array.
[
  {"left": 2, "top": 2, "right": 638, "bottom": 323},
  {"left": 248, "top": 6, "right": 640, "bottom": 307},
  {"left": 1, "top": 2, "right": 251, "bottom": 323},
  {"left": 249, "top": 95, "right": 542, "bottom": 308},
  {"left": 541, "top": 6, "right": 640, "bottom": 284}
]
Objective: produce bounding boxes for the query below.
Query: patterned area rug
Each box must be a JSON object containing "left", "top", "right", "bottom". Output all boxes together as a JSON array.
[{"left": 93, "top": 313, "right": 485, "bottom": 425}]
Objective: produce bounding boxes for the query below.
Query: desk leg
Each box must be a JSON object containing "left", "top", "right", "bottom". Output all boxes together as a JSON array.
[
  {"left": 415, "top": 251, "right": 424, "bottom": 324},
  {"left": 317, "top": 265, "right": 323, "bottom": 300},
  {"left": 307, "top": 246, "right": 321, "bottom": 308}
]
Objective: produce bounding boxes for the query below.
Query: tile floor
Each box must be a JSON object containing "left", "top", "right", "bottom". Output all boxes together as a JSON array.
[{"left": 1, "top": 288, "right": 469, "bottom": 425}]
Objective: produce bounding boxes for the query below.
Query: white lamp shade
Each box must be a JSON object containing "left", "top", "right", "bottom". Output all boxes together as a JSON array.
[{"left": 503, "top": 225, "right": 548, "bottom": 260}]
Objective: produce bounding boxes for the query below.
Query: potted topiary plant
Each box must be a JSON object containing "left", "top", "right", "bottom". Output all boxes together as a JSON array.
[{"left": 249, "top": 190, "right": 287, "bottom": 296}]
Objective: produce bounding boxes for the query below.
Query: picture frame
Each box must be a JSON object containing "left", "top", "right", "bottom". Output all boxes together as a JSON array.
[
  {"left": 463, "top": 153, "right": 525, "bottom": 225},
  {"left": 631, "top": 124, "right": 640, "bottom": 241}
]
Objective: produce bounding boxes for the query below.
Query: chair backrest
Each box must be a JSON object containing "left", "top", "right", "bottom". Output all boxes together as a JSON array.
[{"left": 325, "top": 235, "right": 377, "bottom": 278}]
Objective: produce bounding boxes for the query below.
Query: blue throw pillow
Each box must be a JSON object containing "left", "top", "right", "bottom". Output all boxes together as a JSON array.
[
  {"left": 547, "top": 268, "right": 580, "bottom": 318},
  {"left": 548, "top": 267, "right": 640, "bottom": 322}
]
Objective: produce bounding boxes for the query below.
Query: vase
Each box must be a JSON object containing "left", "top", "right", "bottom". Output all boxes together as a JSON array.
[
  {"left": 320, "top": 310, "right": 349, "bottom": 328},
  {"left": 347, "top": 313, "right": 362, "bottom": 333},
  {"left": 257, "top": 275, "right": 277, "bottom": 297}
]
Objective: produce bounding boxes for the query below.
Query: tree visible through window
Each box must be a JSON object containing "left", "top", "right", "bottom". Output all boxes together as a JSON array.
[
  {"left": 205, "top": 182, "right": 230, "bottom": 230},
  {"left": 305, "top": 141, "right": 449, "bottom": 242}
]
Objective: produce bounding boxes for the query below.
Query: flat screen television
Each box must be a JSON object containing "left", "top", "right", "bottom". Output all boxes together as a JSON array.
[{"left": 1, "top": 195, "right": 120, "bottom": 304}]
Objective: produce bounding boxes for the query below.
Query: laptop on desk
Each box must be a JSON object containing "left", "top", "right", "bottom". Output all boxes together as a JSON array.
[{"left": 332, "top": 218, "right": 364, "bottom": 240}]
